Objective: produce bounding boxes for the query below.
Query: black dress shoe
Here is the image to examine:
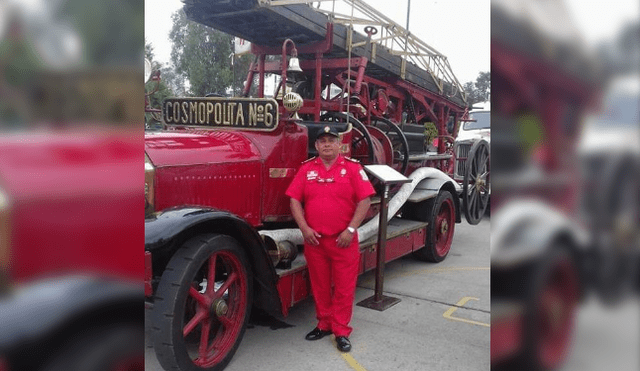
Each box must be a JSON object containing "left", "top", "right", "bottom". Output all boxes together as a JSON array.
[
  {"left": 305, "top": 327, "right": 332, "bottom": 341},
  {"left": 336, "top": 336, "right": 351, "bottom": 352}
]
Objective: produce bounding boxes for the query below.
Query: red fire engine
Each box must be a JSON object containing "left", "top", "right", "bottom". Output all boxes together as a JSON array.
[
  {"left": 144, "top": 1, "right": 488, "bottom": 370},
  {"left": 490, "top": 1, "right": 638, "bottom": 370},
  {"left": 0, "top": 128, "right": 143, "bottom": 370}
]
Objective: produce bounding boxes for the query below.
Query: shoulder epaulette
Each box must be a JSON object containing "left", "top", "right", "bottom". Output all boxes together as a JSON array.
[
  {"left": 301, "top": 156, "right": 316, "bottom": 164},
  {"left": 344, "top": 156, "right": 360, "bottom": 163}
]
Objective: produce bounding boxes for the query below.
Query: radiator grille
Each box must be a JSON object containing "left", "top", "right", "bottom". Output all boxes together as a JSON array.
[{"left": 455, "top": 142, "right": 472, "bottom": 177}]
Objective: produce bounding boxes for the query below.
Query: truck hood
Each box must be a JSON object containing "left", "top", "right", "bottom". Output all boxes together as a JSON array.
[
  {"left": 578, "top": 120, "right": 640, "bottom": 157},
  {"left": 145, "top": 130, "right": 262, "bottom": 167},
  {"left": 0, "top": 129, "right": 140, "bottom": 201},
  {"left": 456, "top": 128, "right": 491, "bottom": 143}
]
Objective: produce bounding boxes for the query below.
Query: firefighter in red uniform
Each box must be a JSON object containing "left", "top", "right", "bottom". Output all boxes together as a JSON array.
[{"left": 286, "top": 125, "right": 375, "bottom": 353}]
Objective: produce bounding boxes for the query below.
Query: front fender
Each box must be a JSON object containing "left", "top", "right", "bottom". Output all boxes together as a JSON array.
[
  {"left": 407, "top": 176, "right": 462, "bottom": 223},
  {"left": 0, "top": 276, "right": 140, "bottom": 352},
  {"left": 145, "top": 207, "right": 281, "bottom": 317},
  {"left": 491, "top": 199, "right": 590, "bottom": 268}
]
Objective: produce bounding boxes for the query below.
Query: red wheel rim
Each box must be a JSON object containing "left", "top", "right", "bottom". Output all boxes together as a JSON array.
[
  {"left": 536, "top": 259, "right": 578, "bottom": 370},
  {"left": 435, "top": 197, "right": 455, "bottom": 257},
  {"left": 182, "top": 250, "right": 248, "bottom": 367}
]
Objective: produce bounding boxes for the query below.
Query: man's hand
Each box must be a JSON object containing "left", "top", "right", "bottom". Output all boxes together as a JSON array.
[
  {"left": 302, "top": 226, "right": 321, "bottom": 246},
  {"left": 336, "top": 229, "right": 354, "bottom": 248}
]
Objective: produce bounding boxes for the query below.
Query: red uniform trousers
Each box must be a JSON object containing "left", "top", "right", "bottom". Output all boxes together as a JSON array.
[{"left": 304, "top": 232, "right": 360, "bottom": 338}]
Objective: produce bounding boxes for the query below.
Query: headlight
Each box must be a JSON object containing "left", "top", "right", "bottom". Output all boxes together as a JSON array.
[
  {"left": 0, "top": 185, "right": 11, "bottom": 294},
  {"left": 145, "top": 153, "right": 155, "bottom": 215}
]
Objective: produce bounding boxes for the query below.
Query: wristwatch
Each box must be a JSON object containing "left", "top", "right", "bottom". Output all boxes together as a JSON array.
[{"left": 346, "top": 226, "right": 356, "bottom": 234}]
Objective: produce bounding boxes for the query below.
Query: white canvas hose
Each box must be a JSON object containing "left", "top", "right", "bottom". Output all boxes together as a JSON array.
[
  {"left": 259, "top": 167, "right": 459, "bottom": 247},
  {"left": 357, "top": 167, "right": 458, "bottom": 242}
]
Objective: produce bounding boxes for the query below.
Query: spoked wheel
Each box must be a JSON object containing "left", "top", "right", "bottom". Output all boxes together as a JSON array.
[
  {"left": 152, "top": 234, "right": 252, "bottom": 371},
  {"left": 321, "top": 112, "right": 374, "bottom": 164},
  {"left": 371, "top": 117, "right": 410, "bottom": 174},
  {"left": 524, "top": 248, "right": 579, "bottom": 371},
  {"left": 410, "top": 190, "right": 456, "bottom": 262},
  {"left": 593, "top": 156, "right": 640, "bottom": 304},
  {"left": 463, "top": 139, "right": 490, "bottom": 225}
]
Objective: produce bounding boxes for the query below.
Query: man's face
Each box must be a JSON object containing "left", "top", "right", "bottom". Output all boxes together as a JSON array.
[{"left": 315, "top": 135, "right": 340, "bottom": 160}]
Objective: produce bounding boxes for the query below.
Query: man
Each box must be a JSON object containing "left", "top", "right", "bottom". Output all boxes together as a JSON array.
[{"left": 286, "top": 125, "right": 375, "bottom": 352}]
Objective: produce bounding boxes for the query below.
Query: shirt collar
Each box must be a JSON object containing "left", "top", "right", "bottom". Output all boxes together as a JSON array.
[{"left": 314, "top": 155, "right": 344, "bottom": 169}]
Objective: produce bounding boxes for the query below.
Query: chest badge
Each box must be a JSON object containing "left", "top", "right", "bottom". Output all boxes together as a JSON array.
[
  {"left": 340, "top": 168, "right": 347, "bottom": 177},
  {"left": 307, "top": 170, "right": 318, "bottom": 180}
]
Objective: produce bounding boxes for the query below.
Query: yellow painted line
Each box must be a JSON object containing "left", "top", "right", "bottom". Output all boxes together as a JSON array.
[
  {"left": 443, "top": 296, "right": 490, "bottom": 327},
  {"left": 340, "top": 353, "right": 368, "bottom": 371}
]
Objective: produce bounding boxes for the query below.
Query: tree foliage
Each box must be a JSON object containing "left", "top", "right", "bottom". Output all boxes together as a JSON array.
[
  {"left": 145, "top": 42, "right": 174, "bottom": 127},
  {"left": 463, "top": 71, "right": 490, "bottom": 107},
  {"left": 168, "top": 10, "right": 252, "bottom": 97},
  {"left": 55, "top": 0, "right": 143, "bottom": 66}
]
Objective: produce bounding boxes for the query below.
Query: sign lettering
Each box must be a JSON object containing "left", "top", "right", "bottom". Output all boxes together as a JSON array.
[{"left": 163, "top": 97, "right": 279, "bottom": 131}]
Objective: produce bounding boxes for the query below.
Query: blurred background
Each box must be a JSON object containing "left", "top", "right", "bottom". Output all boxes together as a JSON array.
[
  {"left": 490, "top": 0, "right": 639, "bottom": 370},
  {"left": 0, "top": 0, "right": 144, "bottom": 370}
]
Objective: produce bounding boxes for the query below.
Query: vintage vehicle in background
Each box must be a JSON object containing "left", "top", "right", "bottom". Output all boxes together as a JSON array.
[
  {"left": 144, "top": 1, "right": 486, "bottom": 370},
  {"left": 578, "top": 73, "right": 640, "bottom": 304},
  {"left": 454, "top": 100, "right": 491, "bottom": 222},
  {"left": 0, "top": 69, "right": 143, "bottom": 370},
  {"left": 490, "top": 1, "right": 637, "bottom": 370}
]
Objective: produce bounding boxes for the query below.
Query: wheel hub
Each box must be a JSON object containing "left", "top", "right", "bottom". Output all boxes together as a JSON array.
[
  {"left": 440, "top": 219, "right": 449, "bottom": 235},
  {"left": 475, "top": 176, "right": 486, "bottom": 191},
  {"left": 211, "top": 298, "right": 228, "bottom": 317}
]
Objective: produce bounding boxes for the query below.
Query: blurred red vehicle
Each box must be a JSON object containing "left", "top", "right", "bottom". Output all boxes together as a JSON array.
[
  {"left": 0, "top": 128, "right": 143, "bottom": 371},
  {"left": 490, "top": 1, "right": 638, "bottom": 370}
]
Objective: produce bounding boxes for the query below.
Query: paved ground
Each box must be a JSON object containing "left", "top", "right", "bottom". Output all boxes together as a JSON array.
[
  {"left": 561, "top": 294, "right": 640, "bottom": 371},
  {"left": 145, "top": 217, "right": 491, "bottom": 371}
]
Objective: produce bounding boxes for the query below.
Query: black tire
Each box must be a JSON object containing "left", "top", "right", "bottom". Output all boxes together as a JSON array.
[
  {"left": 520, "top": 248, "right": 579, "bottom": 371},
  {"left": 592, "top": 157, "right": 640, "bottom": 304},
  {"left": 152, "top": 234, "right": 252, "bottom": 371},
  {"left": 42, "top": 324, "right": 144, "bottom": 371},
  {"left": 462, "top": 139, "right": 490, "bottom": 225},
  {"left": 407, "top": 190, "right": 456, "bottom": 262}
]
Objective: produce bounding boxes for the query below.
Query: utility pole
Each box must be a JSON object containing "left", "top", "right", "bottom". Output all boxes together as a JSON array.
[{"left": 406, "top": 0, "right": 411, "bottom": 31}]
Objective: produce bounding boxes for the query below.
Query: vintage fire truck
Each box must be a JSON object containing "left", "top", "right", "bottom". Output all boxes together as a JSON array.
[
  {"left": 0, "top": 70, "right": 144, "bottom": 370},
  {"left": 145, "top": 1, "right": 486, "bottom": 370},
  {"left": 490, "top": 1, "right": 638, "bottom": 370},
  {"left": 454, "top": 100, "right": 491, "bottom": 223}
]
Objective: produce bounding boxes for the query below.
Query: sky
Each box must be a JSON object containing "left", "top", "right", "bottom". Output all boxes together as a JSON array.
[
  {"left": 145, "top": 0, "right": 638, "bottom": 85},
  {"left": 564, "top": 0, "right": 639, "bottom": 47},
  {"left": 144, "top": 0, "right": 490, "bottom": 84}
]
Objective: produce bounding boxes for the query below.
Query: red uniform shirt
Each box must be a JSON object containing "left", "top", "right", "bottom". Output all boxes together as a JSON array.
[{"left": 286, "top": 155, "right": 375, "bottom": 236}]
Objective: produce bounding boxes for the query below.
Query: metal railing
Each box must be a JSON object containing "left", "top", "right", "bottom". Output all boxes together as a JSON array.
[{"left": 258, "top": 0, "right": 467, "bottom": 104}]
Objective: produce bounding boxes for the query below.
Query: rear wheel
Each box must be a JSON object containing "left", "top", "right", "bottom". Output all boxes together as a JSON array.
[
  {"left": 594, "top": 157, "right": 640, "bottom": 304},
  {"left": 152, "top": 234, "right": 252, "bottom": 371},
  {"left": 524, "top": 248, "right": 579, "bottom": 371},
  {"left": 408, "top": 190, "right": 456, "bottom": 262}
]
